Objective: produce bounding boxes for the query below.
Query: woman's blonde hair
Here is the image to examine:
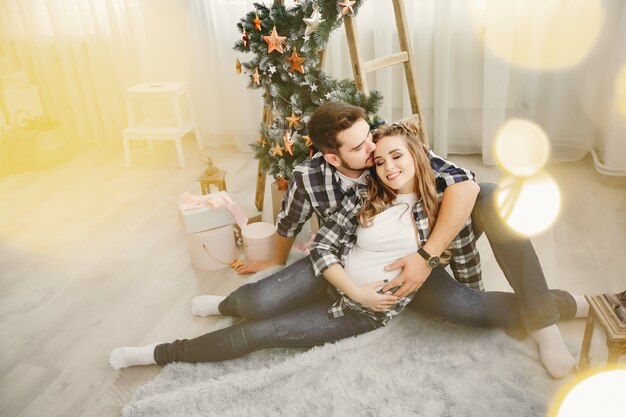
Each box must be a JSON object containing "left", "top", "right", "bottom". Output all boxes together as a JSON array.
[{"left": 358, "top": 122, "right": 452, "bottom": 264}]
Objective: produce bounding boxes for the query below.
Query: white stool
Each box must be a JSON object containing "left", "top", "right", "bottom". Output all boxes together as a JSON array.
[{"left": 122, "top": 82, "right": 204, "bottom": 168}]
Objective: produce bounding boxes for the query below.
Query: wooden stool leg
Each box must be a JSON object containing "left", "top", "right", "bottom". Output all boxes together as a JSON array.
[
  {"left": 578, "top": 313, "right": 596, "bottom": 370},
  {"left": 194, "top": 129, "right": 204, "bottom": 151},
  {"left": 175, "top": 138, "right": 186, "bottom": 168},
  {"left": 124, "top": 137, "right": 131, "bottom": 167},
  {"left": 606, "top": 341, "right": 622, "bottom": 365}
]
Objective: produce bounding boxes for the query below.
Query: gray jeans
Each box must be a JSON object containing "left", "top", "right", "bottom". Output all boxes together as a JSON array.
[{"left": 154, "top": 183, "right": 577, "bottom": 365}]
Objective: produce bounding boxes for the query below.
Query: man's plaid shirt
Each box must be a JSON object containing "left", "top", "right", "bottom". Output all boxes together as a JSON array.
[
  {"left": 276, "top": 151, "right": 477, "bottom": 239},
  {"left": 309, "top": 179, "right": 483, "bottom": 324}
]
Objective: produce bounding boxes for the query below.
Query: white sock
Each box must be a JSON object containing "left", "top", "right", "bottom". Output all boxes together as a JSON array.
[
  {"left": 191, "top": 295, "right": 226, "bottom": 317},
  {"left": 531, "top": 325, "right": 575, "bottom": 379},
  {"left": 572, "top": 294, "right": 589, "bottom": 318},
  {"left": 109, "top": 343, "right": 159, "bottom": 370}
]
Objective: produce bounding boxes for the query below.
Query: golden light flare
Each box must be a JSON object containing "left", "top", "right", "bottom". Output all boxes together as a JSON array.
[
  {"left": 549, "top": 367, "right": 626, "bottom": 417},
  {"left": 614, "top": 65, "right": 626, "bottom": 117},
  {"left": 474, "top": 0, "right": 604, "bottom": 70},
  {"left": 493, "top": 119, "right": 550, "bottom": 177},
  {"left": 495, "top": 171, "right": 561, "bottom": 237}
]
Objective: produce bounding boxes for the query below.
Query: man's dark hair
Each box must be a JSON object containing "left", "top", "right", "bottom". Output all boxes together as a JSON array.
[{"left": 307, "top": 101, "right": 367, "bottom": 153}]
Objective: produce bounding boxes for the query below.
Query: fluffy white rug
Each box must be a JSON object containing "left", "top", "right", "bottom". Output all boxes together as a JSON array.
[{"left": 122, "top": 310, "right": 575, "bottom": 417}]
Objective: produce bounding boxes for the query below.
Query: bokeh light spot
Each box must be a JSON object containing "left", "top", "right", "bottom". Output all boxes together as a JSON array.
[
  {"left": 551, "top": 368, "right": 626, "bottom": 417},
  {"left": 495, "top": 172, "right": 560, "bottom": 237},
  {"left": 476, "top": 0, "right": 604, "bottom": 70},
  {"left": 494, "top": 119, "right": 550, "bottom": 177}
]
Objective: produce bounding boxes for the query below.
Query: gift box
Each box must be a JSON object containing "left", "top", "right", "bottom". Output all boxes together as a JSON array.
[
  {"left": 188, "top": 225, "right": 238, "bottom": 271},
  {"left": 177, "top": 191, "right": 247, "bottom": 234},
  {"left": 242, "top": 221, "right": 275, "bottom": 262}
]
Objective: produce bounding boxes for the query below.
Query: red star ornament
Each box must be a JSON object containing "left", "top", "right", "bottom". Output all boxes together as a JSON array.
[
  {"left": 286, "top": 112, "right": 302, "bottom": 129},
  {"left": 283, "top": 131, "right": 294, "bottom": 156},
  {"left": 242, "top": 30, "right": 250, "bottom": 48},
  {"left": 253, "top": 68, "right": 260, "bottom": 85},
  {"left": 263, "top": 26, "right": 287, "bottom": 54},
  {"left": 338, "top": 0, "right": 356, "bottom": 16},
  {"left": 253, "top": 14, "right": 262, "bottom": 31},
  {"left": 286, "top": 49, "right": 307, "bottom": 74}
]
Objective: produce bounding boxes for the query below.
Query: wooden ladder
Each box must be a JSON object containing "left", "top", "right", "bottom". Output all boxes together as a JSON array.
[
  {"left": 255, "top": 0, "right": 424, "bottom": 210},
  {"left": 343, "top": 0, "right": 428, "bottom": 146}
]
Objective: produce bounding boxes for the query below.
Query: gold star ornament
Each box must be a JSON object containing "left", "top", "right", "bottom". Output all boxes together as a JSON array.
[
  {"left": 235, "top": 58, "right": 241, "bottom": 75},
  {"left": 286, "top": 112, "right": 302, "bottom": 129},
  {"left": 271, "top": 143, "right": 284, "bottom": 157},
  {"left": 253, "top": 14, "right": 262, "bottom": 31},
  {"left": 230, "top": 259, "right": 246, "bottom": 269},
  {"left": 286, "top": 49, "right": 306, "bottom": 74},
  {"left": 263, "top": 26, "right": 287, "bottom": 54}
]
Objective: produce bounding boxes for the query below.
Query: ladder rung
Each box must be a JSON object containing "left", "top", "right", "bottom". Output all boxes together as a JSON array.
[{"left": 363, "top": 51, "right": 409, "bottom": 73}]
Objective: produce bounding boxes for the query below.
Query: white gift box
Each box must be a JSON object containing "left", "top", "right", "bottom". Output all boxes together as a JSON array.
[
  {"left": 188, "top": 225, "right": 238, "bottom": 271},
  {"left": 178, "top": 191, "right": 236, "bottom": 234},
  {"left": 242, "top": 222, "right": 275, "bottom": 262}
]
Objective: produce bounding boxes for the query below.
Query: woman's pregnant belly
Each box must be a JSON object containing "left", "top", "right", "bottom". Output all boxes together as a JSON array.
[{"left": 343, "top": 245, "right": 411, "bottom": 286}]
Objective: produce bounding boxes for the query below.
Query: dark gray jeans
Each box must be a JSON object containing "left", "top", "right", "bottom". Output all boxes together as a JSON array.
[{"left": 155, "top": 183, "right": 577, "bottom": 365}]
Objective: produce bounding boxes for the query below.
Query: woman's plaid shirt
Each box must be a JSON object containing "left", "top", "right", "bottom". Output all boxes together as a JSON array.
[{"left": 307, "top": 165, "right": 484, "bottom": 325}]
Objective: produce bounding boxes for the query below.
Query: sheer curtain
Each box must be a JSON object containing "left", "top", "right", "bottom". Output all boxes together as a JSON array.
[
  {"left": 0, "top": 0, "right": 143, "bottom": 147},
  {"left": 1, "top": 0, "right": 624, "bottom": 173},
  {"left": 321, "top": 0, "right": 625, "bottom": 171}
]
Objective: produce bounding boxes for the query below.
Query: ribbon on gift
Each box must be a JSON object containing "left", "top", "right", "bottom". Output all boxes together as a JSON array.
[{"left": 178, "top": 192, "right": 248, "bottom": 229}]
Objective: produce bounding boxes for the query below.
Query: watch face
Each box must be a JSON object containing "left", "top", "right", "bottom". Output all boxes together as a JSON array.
[{"left": 427, "top": 256, "right": 440, "bottom": 268}]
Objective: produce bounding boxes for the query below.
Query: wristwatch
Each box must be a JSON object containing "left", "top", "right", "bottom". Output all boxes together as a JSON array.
[{"left": 418, "top": 248, "right": 440, "bottom": 268}]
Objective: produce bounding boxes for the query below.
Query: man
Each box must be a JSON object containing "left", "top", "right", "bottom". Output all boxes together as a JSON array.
[
  {"left": 238, "top": 102, "right": 479, "bottom": 298},
  {"left": 195, "top": 101, "right": 585, "bottom": 378}
]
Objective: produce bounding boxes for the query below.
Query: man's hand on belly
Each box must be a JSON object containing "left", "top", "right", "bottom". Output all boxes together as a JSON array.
[{"left": 381, "top": 253, "right": 432, "bottom": 297}]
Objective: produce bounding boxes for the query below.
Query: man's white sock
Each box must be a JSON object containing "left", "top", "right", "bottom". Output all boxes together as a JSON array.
[
  {"left": 531, "top": 325, "right": 575, "bottom": 379},
  {"left": 191, "top": 295, "right": 226, "bottom": 317},
  {"left": 109, "top": 343, "right": 159, "bottom": 370},
  {"left": 572, "top": 294, "right": 589, "bottom": 318}
]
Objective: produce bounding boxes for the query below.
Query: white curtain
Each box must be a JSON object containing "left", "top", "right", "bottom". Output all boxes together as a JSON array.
[
  {"left": 322, "top": 0, "right": 626, "bottom": 171},
  {"left": 0, "top": 0, "right": 143, "bottom": 147},
  {"left": 1, "top": 0, "right": 624, "bottom": 173}
]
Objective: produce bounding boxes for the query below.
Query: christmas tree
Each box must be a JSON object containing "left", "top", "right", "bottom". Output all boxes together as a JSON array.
[{"left": 234, "top": 0, "right": 383, "bottom": 183}]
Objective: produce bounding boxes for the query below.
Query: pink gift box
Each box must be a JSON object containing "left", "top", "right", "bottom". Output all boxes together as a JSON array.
[
  {"left": 242, "top": 222, "right": 275, "bottom": 262},
  {"left": 177, "top": 191, "right": 247, "bottom": 234},
  {"left": 188, "top": 225, "right": 238, "bottom": 271}
]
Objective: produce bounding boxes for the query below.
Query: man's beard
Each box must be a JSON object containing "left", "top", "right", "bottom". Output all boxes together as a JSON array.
[{"left": 339, "top": 154, "right": 374, "bottom": 172}]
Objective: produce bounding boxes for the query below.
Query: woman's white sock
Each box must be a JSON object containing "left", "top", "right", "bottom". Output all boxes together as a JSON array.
[
  {"left": 191, "top": 295, "right": 226, "bottom": 317},
  {"left": 572, "top": 294, "right": 589, "bottom": 318},
  {"left": 531, "top": 325, "right": 575, "bottom": 379},
  {"left": 109, "top": 343, "right": 159, "bottom": 370}
]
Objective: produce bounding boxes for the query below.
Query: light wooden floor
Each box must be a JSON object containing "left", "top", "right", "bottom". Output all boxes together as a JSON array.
[{"left": 1, "top": 140, "right": 625, "bottom": 417}]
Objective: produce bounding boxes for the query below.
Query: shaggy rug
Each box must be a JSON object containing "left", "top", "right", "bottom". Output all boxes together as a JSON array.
[{"left": 122, "top": 310, "right": 576, "bottom": 417}]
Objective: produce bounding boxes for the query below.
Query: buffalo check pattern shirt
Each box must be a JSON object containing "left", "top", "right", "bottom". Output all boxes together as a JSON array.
[{"left": 276, "top": 150, "right": 475, "bottom": 237}]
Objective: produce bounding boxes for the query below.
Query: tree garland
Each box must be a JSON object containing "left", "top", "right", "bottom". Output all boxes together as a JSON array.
[{"left": 234, "top": 0, "right": 383, "bottom": 182}]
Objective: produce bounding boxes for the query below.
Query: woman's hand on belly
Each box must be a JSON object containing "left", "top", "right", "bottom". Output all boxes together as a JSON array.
[{"left": 350, "top": 281, "right": 400, "bottom": 312}]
